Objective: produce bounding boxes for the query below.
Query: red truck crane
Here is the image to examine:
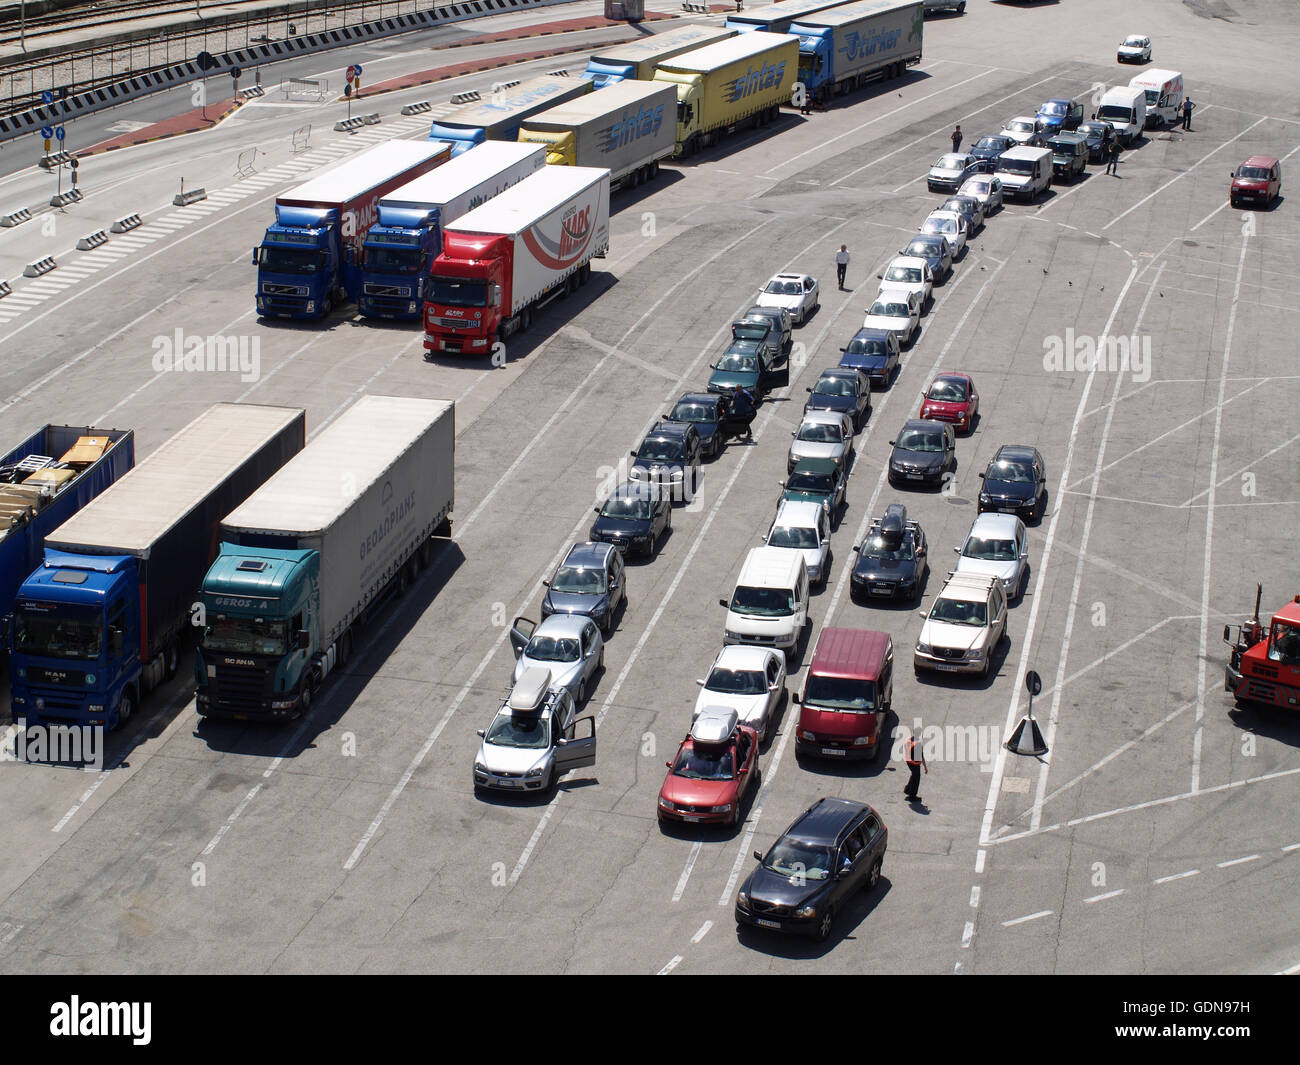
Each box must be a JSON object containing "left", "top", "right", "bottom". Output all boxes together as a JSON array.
[{"left": 1224, "top": 585, "right": 1300, "bottom": 709}]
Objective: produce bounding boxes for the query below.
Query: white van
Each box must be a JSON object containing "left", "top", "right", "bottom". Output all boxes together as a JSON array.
[
  {"left": 720, "top": 546, "right": 809, "bottom": 653},
  {"left": 1128, "top": 69, "right": 1183, "bottom": 128},
  {"left": 1095, "top": 85, "right": 1147, "bottom": 145},
  {"left": 995, "top": 145, "right": 1053, "bottom": 203}
]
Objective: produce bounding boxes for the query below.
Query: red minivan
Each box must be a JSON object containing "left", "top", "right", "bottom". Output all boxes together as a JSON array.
[
  {"left": 1230, "top": 155, "right": 1281, "bottom": 208},
  {"left": 794, "top": 627, "right": 893, "bottom": 760}
]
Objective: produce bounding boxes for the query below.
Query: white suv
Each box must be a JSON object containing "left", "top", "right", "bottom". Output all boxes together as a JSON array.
[
  {"left": 764, "top": 499, "right": 832, "bottom": 587},
  {"left": 914, "top": 573, "right": 1007, "bottom": 679},
  {"left": 953, "top": 513, "right": 1029, "bottom": 602}
]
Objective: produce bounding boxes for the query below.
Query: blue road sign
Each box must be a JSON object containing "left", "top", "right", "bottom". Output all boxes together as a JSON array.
[
  {"left": 41, "top": 90, "right": 53, "bottom": 105},
  {"left": 55, "top": 126, "right": 65, "bottom": 142},
  {"left": 353, "top": 64, "right": 362, "bottom": 78},
  {"left": 40, "top": 126, "right": 53, "bottom": 139}
]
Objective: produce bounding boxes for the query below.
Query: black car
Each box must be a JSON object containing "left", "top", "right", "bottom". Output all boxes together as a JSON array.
[
  {"left": 735, "top": 797, "right": 888, "bottom": 942},
  {"left": 741, "top": 305, "right": 792, "bottom": 352},
  {"left": 628, "top": 422, "right": 702, "bottom": 504},
  {"left": 850, "top": 504, "right": 929, "bottom": 604},
  {"left": 542, "top": 541, "right": 627, "bottom": 636},
  {"left": 804, "top": 367, "right": 871, "bottom": 429},
  {"left": 663, "top": 392, "right": 738, "bottom": 460},
  {"left": 898, "top": 234, "right": 953, "bottom": 283},
  {"left": 887, "top": 419, "right": 956, "bottom": 488},
  {"left": 1078, "top": 120, "right": 1117, "bottom": 164},
  {"left": 731, "top": 315, "right": 784, "bottom": 353},
  {"left": 590, "top": 480, "right": 672, "bottom": 558},
  {"left": 939, "top": 194, "right": 983, "bottom": 234},
  {"left": 968, "top": 134, "right": 1013, "bottom": 169},
  {"left": 978, "top": 443, "right": 1047, "bottom": 522},
  {"left": 839, "top": 328, "right": 900, "bottom": 389}
]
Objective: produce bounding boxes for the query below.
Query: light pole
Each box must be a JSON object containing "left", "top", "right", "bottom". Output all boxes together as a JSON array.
[{"left": 20, "top": 0, "right": 26, "bottom": 53}]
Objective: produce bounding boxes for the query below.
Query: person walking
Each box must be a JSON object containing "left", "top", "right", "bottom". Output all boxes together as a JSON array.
[
  {"left": 951, "top": 124, "right": 962, "bottom": 153},
  {"left": 835, "top": 244, "right": 850, "bottom": 289},
  {"left": 1105, "top": 139, "right": 1121, "bottom": 176},
  {"left": 903, "top": 731, "right": 927, "bottom": 801},
  {"left": 730, "top": 385, "right": 756, "bottom": 442},
  {"left": 1182, "top": 97, "right": 1195, "bottom": 131}
]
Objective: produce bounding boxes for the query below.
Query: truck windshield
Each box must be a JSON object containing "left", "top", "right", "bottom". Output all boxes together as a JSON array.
[
  {"left": 804, "top": 675, "right": 877, "bottom": 712},
  {"left": 364, "top": 246, "right": 421, "bottom": 273},
  {"left": 427, "top": 276, "right": 487, "bottom": 307},
  {"left": 1097, "top": 105, "right": 1132, "bottom": 123},
  {"left": 256, "top": 246, "right": 321, "bottom": 274},
  {"left": 13, "top": 609, "right": 102, "bottom": 661},
  {"left": 204, "top": 616, "right": 288, "bottom": 656},
  {"left": 1268, "top": 621, "right": 1300, "bottom": 664}
]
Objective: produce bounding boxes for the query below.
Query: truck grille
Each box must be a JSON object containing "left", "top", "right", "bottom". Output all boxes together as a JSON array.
[
  {"left": 363, "top": 283, "right": 412, "bottom": 298},
  {"left": 207, "top": 663, "right": 274, "bottom": 709},
  {"left": 262, "top": 283, "right": 308, "bottom": 296},
  {"left": 433, "top": 317, "right": 475, "bottom": 330}
]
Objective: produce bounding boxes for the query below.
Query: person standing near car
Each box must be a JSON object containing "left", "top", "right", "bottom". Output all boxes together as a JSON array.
[
  {"left": 1182, "top": 97, "right": 1195, "bottom": 131},
  {"left": 730, "top": 386, "right": 756, "bottom": 443},
  {"left": 951, "top": 124, "right": 962, "bottom": 152},
  {"left": 904, "top": 731, "right": 927, "bottom": 801},
  {"left": 835, "top": 244, "right": 850, "bottom": 289},
  {"left": 1106, "top": 138, "right": 1121, "bottom": 176}
]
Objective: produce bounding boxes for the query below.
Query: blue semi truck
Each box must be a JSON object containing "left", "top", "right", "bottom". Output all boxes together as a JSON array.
[
  {"left": 8, "top": 404, "right": 305, "bottom": 730},
  {"left": 790, "top": 0, "right": 923, "bottom": 106}
]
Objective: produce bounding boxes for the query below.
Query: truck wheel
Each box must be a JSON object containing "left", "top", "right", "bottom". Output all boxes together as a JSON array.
[
  {"left": 397, "top": 559, "right": 412, "bottom": 596},
  {"left": 339, "top": 629, "right": 353, "bottom": 668},
  {"left": 113, "top": 690, "right": 135, "bottom": 730},
  {"left": 164, "top": 642, "right": 179, "bottom": 680},
  {"left": 434, "top": 517, "right": 452, "bottom": 538},
  {"left": 520, "top": 306, "right": 532, "bottom": 332}
]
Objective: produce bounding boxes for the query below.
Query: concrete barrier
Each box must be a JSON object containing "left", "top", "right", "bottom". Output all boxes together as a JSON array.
[
  {"left": 24, "top": 257, "right": 57, "bottom": 277},
  {"left": 0, "top": 280, "right": 12, "bottom": 299},
  {"left": 401, "top": 101, "right": 433, "bottom": 115},
  {"left": 38, "top": 151, "right": 75, "bottom": 170},
  {"left": 173, "top": 187, "right": 208, "bottom": 205},
  {"left": 50, "top": 189, "right": 84, "bottom": 207},
  {"left": 450, "top": 90, "right": 481, "bottom": 104},
  {"left": 110, "top": 213, "right": 142, "bottom": 232},
  {"left": 76, "top": 230, "right": 109, "bottom": 250},
  {"left": 0, "top": 209, "right": 33, "bottom": 227},
  {"left": 239, "top": 85, "right": 267, "bottom": 100}
]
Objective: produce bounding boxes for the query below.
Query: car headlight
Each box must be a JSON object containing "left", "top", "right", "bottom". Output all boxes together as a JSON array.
[
  {"left": 724, "top": 630, "right": 743, "bottom": 641},
  {"left": 711, "top": 804, "right": 733, "bottom": 814},
  {"left": 525, "top": 767, "right": 545, "bottom": 779},
  {"left": 659, "top": 799, "right": 676, "bottom": 811},
  {"left": 737, "top": 891, "right": 748, "bottom": 907},
  {"left": 474, "top": 761, "right": 487, "bottom": 774},
  {"left": 852, "top": 735, "right": 874, "bottom": 746},
  {"left": 271, "top": 698, "right": 297, "bottom": 709},
  {"left": 967, "top": 649, "right": 985, "bottom": 661},
  {"left": 799, "top": 729, "right": 816, "bottom": 741},
  {"left": 794, "top": 905, "right": 817, "bottom": 919},
  {"left": 916, "top": 642, "right": 932, "bottom": 654}
]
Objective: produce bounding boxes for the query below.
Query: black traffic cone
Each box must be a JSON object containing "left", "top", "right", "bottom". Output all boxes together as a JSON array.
[{"left": 1005, "top": 715, "right": 1048, "bottom": 756}]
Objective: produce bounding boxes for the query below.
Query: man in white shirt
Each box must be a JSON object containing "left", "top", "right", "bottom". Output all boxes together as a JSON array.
[{"left": 835, "top": 244, "right": 850, "bottom": 289}]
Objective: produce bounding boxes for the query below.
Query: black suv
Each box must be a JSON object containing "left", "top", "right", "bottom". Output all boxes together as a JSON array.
[
  {"left": 850, "top": 503, "right": 929, "bottom": 604},
  {"left": 735, "top": 797, "right": 888, "bottom": 942},
  {"left": 977, "top": 443, "right": 1047, "bottom": 522},
  {"left": 628, "top": 422, "right": 702, "bottom": 504}
]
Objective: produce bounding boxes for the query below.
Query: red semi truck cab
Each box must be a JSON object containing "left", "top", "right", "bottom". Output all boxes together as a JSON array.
[
  {"left": 423, "top": 231, "right": 508, "bottom": 353},
  {"left": 1225, "top": 592, "right": 1300, "bottom": 710}
]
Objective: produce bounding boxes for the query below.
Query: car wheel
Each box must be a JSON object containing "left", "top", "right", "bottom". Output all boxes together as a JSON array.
[
  {"left": 867, "top": 857, "right": 883, "bottom": 891},
  {"left": 577, "top": 679, "right": 587, "bottom": 705},
  {"left": 813, "top": 908, "right": 835, "bottom": 943}
]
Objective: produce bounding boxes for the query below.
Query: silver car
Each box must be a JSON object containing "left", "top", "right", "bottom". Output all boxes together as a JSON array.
[
  {"left": 693, "top": 644, "right": 787, "bottom": 743},
  {"left": 755, "top": 273, "right": 820, "bottom": 325},
  {"left": 862, "top": 291, "right": 922, "bottom": 346},
  {"left": 953, "top": 511, "right": 1029, "bottom": 602},
  {"left": 788, "top": 409, "right": 854, "bottom": 473},
  {"left": 765, "top": 499, "right": 832, "bottom": 589},
  {"left": 958, "top": 174, "right": 1004, "bottom": 213},
  {"left": 509, "top": 614, "right": 604, "bottom": 705},
  {"left": 927, "top": 152, "right": 983, "bottom": 193}
]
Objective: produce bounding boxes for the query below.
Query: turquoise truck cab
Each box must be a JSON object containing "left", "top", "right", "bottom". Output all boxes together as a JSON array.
[{"left": 194, "top": 544, "right": 321, "bottom": 720}]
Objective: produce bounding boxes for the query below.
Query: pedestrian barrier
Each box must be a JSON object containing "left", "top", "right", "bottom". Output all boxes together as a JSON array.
[
  {"left": 173, "top": 186, "right": 208, "bottom": 206},
  {"left": 0, "top": 208, "right": 32, "bottom": 227},
  {"left": 282, "top": 77, "right": 329, "bottom": 100},
  {"left": 450, "top": 90, "right": 481, "bottom": 104},
  {"left": 681, "top": 1, "right": 710, "bottom": 11},
  {"left": 38, "top": 151, "right": 75, "bottom": 170},
  {"left": 290, "top": 125, "right": 311, "bottom": 154},
  {"left": 23, "top": 257, "right": 57, "bottom": 277},
  {"left": 235, "top": 146, "right": 258, "bottom": 175},
  {"left": 50, "top": 189, "right": 84, "bottom": 207},
  {"left": 401, "top": 101, "right": 433, "bottom": 115},
  {"left": 110, "top": 213, "right": 142, "bottom": 233},
  {"left": 76, "top": 230, "right": 109, "bottom": 250}
]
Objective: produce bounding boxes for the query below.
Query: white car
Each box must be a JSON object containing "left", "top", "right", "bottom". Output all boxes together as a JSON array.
[
  {"left": 953, "top": 512, "right": 1029, "bottom": 603},
  {"left": 693, "top": 644, "right": 787, "bottom": 743},
  {"left": 764, "top": 498, "right": 833, "bottom": 588},
  {"left": 913, "top": 572, "right": 1008, "bottom": 679},
  {"left": 862, "top": 291, "right": 922, "bottom": 346},
  {"left": 999, "top": 116, "right": 1041, "bottom": 146},
  {"left": 958, "top": 174, "right": 1004, "bottom": 213},
  {"left": 788, "top": 409, "right": 854, "bottom": 473},
  {"left": 509, "top": 613, "right": 604, "bottom": 705},
  {"left": 473, "top": 668, "right": 597, "bottom": 794},
  {"left": 1117, "top": 34, "right": 1151, "bottom": 63},
  {"left": 919, "top": 210, "right": 968, "bottom": 257},
  {"left": 877, "top": 256, "right": 934, "bottom": 310},
  {"left": 755, "top": 273, "right": 820, "bottom": 325}
]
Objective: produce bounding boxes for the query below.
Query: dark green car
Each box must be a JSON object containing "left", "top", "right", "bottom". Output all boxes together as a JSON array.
[
  {"left": 707, "top": 338, "right": 787, "bottom": 396},
  {"left": 779, "top": 457, "right": 847, "bottom": 527}
]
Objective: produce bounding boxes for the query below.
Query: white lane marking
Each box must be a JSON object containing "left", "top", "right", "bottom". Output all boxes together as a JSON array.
[
  {"left": 1153, "top": 869, "right": 1199, "bottom": 885},
  {"left": 1191, "top": 231, "right": 1250, "bottom": 795},
  {"left": 658, "top": 955, "right": 683, "bottom": 975},
  {"left": 1276, "top": 961, "right": 1300, "bottom": 975},
  {"left": 1181, "top": 431, "right": 1300, "bottom": 505},
  {"left": 691, "top": 921, "right": 713, "bottom": 944},
  {"left": 1084, "top": 889, "right": 1125, "bottom": 904},
  {"left": 673, "top": 842, "right": 703, "bottom": 903},
  {"left": 974, "top": 849, "right": 985, "bottom": 874},
  {"left": 961, "top": 920, "right": 975, "bottom": 945},
  {"left": 509, "top": 801, "right": 558, "bottom": 884},
  {"left": 1217, "top": 854, "right": 1260, "bottom": 869},
  {"left": 970, "top": 885, "right": 981, "bottom": 908},
  {"left": 1001, "top": 910, "right": 1052, "bottom": 927},
  {"left": 1102, "top": 117, "right": 1266, "bottom": 230},
  {"left": 1028, "top": 263, "right": 1161, "bottom": 831},
  {"left": 1283, "top": 843, "right": 1300, "bottom": 853}
]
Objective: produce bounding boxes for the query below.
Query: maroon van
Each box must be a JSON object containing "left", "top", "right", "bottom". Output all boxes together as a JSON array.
[{"left": 795, "top": 627, "right": 893, "bottom": 760}]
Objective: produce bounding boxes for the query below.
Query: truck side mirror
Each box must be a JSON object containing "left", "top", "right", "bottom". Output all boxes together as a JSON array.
[
  {"left": 296, "top": 630, "right": 310, "bottom": 650},
  {"left": 1222, "top": 625, "right": 1231, "bottom": 643},
  {"left": 251, "top": 248, "right": 258, "bottom": 266}
]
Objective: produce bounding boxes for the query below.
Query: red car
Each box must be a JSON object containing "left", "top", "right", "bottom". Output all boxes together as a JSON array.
[
  {"left": 658, "top": 708, "right": 758, "bottom": 828},
  {"left": 919, "top": 372, "right": 979, "bottom": 434},
  {"left": 1230, "top": 155, "right": 1281, "bottom": 208}
]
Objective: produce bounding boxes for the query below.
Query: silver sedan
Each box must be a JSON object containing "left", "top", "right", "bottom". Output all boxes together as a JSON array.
[
  {"left": 509, "top": 614, "right": 604, "bottom": 705},
  {"left": 958, "top": 174, "right": 1004, "bottom": 214}
]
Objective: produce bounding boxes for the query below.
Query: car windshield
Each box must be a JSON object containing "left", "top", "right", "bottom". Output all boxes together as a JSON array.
[
  {"left": 930, "top": 598, "right": 988, "bottom": 626},
  {"left": 990, "top": 459, "right": 1034, "bottom": 483},
  {"left": 804, "top": 675, "right": 877, "bottom": 711},
  {"left": 1040, "top": 101, "right": 1066, "bottom": 116},
  {"left": 921, "top": 218, "right": 957, "bottom": 236},
  {"left": 1008, "top": 120, "right": 1034, "bottom": 133},
  {"left": 203, "top": 616, "right": 288, "bottom": 656},
  {"left": 673, "top": 744, "right": 735, "bottom": 781},
  {"left": 928, "top": 378, "right": 968, "bottom": 402},
  {"left": 256, "top": 245, "right": 322, "bottom": 275},
  {"left": 998, "top": 158, "right": 1036, "bottom": 175},
  {"left": 814, "top": 377, "right": 855, "bottom": 396},
  {"left": 1081, "top": 124, "right": 1107, "bottom": 138},
  {"left": 886, "top": 265, "right": 922, "bottom": 283},
  {"left": 964, "top": 536, "right": 1017, "bottom": 562},
  {"left": 896, "top": 429, "right": 944, "bottom": 453},
  {"left": 602, "top": 495, "right": 653, "bottom": 520},
  {"left": 638, "top": 438, "right": 685, "bottom": 462},
  {"left": 869, "top": 301, "right": 910, "bottom": 318},
  {"left": 729, "top": 586, "right": 794, "bottom": 617},
  {"left": 862, "top": 534, "right": 914, "bottom": 561},
  {"left": 524, "top": 636, "right": 580, "bottom": 662},
  {"left": 904, "top": 239, "right": 942, "bottom": 258},
  {"left": 963, "top": 179, "right": 991, "bottom": 194},
  {"left": 765, "top": 279, "right": 802, "bottom": 296},
  {"left": 486, "top": 713, "right": 549, "bottom": 750},
  {"left": 551, "top": 566, "right": 607, "bottom": 594},
  {"left": 715, "top": 353, "right": 758, "bottom": 374},
  {"left": 941, "top": 200, "right": 971, "bottom": 215},
  {"left": 13, "top": 608, "right": 102, "bottom": 661},
  {"left": 764, "top": 839, "right": 834, "bottom": 880},
  {"left": 427, "top": 275, "right": 487, "bottom": 307},
  {"left": 1123, "top": 36, "right": 1145, "bottom": 46},
  {"left": 975, "top": 137, "right": 1005, "bottom": 150},
  {"left": 845, "top": 337, "right": 888, "bottom": 356},
  {"left": 797, "top": 421, "right": 843, "bottom": 442},
  {"left": 706, "top": 667, "right": 768, "bottom": 695},
  {"left": 936, "top": 154, "right": 966, "bottom": 169},
  {"left": 1237, "top": 166, "right": 1270, "bottom": 180},
  {"left": 786, "top": 470, "right": 834, "bottom": 493},
  {"left": 768, "top": 525, "right": 819, "bottom": 550},
  {"left": 671, "top": 402, "right": 715, "bottom": 424}
]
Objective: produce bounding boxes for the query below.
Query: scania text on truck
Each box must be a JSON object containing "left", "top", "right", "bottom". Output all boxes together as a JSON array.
[
  {"left": 1224, "top": 585, "right": 1300, "bottom": 710},
  {"left": 9, "top": 405, "right": 305, "bottom": 730},
  {"left": 582, "top": 24, "right": 737, "bottom": 88},
  {"left": 195, "top": 396, "right": 454, "bottom": 721},
  {"left": 357, "top": 142, "right": 545, "bottom": 320},
  {"left": 429, "top": 73, "right": 593, "bottom": 156},
  {"left": 791, "top": 0, "right": 923, "bottom": 107},
  {"left": 518, "top": 81, "right": 676, "bottom": 190},
  {"left": 654, "top": 31, "right": 800, "bottom": 158},
  {"left": 724, "top": 0, "right": 854, "bottom": 35},
  {"left": 0, "top": 425, "right": 134, "bottom": 653},
  {"left": 423, "top": 165, "right": 611, "bottom": 354},
  {"left": 253, "top": 140, "right": 450, "bottom": 320}
]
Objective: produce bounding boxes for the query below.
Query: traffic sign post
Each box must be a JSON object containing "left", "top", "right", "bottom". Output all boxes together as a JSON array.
[
  {"left": 54, "top": 125, "right": 64, "bottom": 143},
  {"left": 41, "top": 90, "right": 53, "bottom": 106},
  {"left": 1005, "top": 670, "right": 1048, "bottom": 756}
]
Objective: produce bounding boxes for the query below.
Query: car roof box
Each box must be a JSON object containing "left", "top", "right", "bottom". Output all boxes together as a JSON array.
[
  {"left": 692, "top": 706, "right": 739, "bottom": 746},
  {"left": 879, "top": 503, "right": 907, "bottom": 548},
  {"left": 507, "top": 667, "right": 551, "bottom": 712}
]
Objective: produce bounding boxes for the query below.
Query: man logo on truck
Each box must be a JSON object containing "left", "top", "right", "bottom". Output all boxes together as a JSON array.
[
  {"left": 727, "top": 60, "right": 788, "bottom": 104},
  {"left": 601, "top": 104, "right": 665, "bottom": 153}
]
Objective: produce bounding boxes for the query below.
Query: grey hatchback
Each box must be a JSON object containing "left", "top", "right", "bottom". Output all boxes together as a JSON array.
[{"left": 542, "top": 542, "right": 627, "bottom": 637}]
